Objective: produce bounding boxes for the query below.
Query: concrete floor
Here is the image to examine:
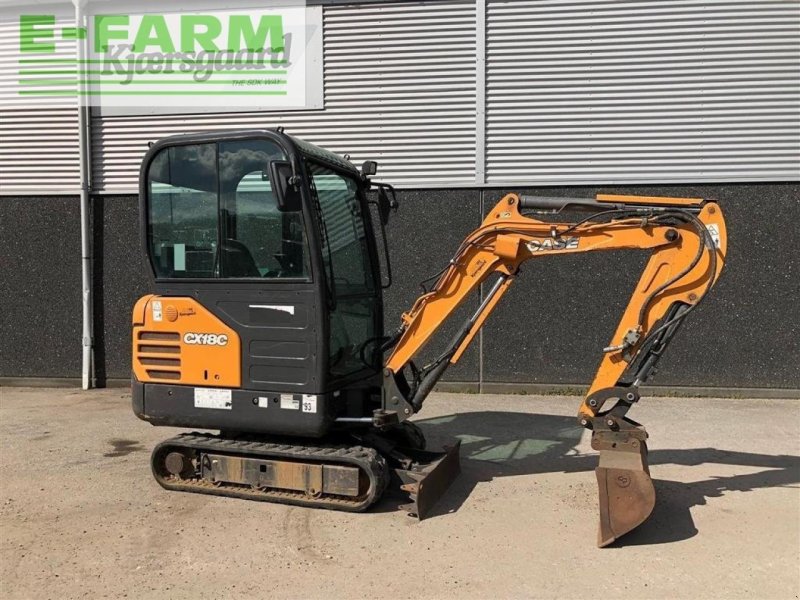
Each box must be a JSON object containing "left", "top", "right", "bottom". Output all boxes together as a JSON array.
[{"left": 0, "top": 387, "right": 798, "bottom": 600}]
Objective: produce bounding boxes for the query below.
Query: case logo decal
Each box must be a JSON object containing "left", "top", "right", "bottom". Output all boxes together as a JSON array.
[{"left": 526, "top": 237, "right": 579, "bottom": 252}]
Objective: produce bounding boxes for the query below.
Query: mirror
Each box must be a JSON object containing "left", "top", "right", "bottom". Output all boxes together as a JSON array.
[
  {"left": 361, "top": 160, "right": 377, "bottom": 178},
  {"left": 269, "top": 160, "right": 302, "bottom": 212},
  {"left": 377, "top": 184, "right": 399, "bottom": 226}
]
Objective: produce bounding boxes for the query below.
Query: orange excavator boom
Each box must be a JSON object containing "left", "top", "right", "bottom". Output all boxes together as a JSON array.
[{"left": 379, "top": 192, "right": 727, "bottom": 546}]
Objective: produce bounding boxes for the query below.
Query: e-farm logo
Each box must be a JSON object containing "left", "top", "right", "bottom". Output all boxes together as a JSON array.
[{"left": 16, "top": 10, "right": 302, "bottom": 106}]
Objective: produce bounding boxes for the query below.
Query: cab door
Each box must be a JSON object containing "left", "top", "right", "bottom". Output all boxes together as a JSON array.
[
  {"left": 306, "top": 162, "right": 383, "bottom": 385},
  {"left": 145, "top": 137, "right": 325, "bottom": 393}
]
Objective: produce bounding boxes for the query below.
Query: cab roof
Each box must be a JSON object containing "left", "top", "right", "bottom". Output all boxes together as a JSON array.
[{"left": 285, "top": 132, "right": 359, "bottom": 176}]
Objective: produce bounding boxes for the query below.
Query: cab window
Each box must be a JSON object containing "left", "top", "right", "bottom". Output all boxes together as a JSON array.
[
  {"left": 308, "top": 163, "right": 375, "bottom": 294},
  {"left": 148, "top": 143, "right": 218, "bottom": 278},
  {"left": 147, "top": 140, "right": 311, "bottom": 280}
]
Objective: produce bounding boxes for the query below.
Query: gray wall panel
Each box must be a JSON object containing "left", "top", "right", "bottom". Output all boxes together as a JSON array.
[
  {"left": 3, "top": 1, "right": 799, "bottom": 193},
  {"left": 485, "top": 0, "right": 800, "bottom": 183},
  {"left": 0, "top": 13, "right": 81, "bottom": 194},
  {"left": 91, "top": 1, "right": 478, "bottom": 192}
]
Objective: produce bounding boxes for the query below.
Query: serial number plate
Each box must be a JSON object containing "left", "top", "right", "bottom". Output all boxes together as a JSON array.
[{"left": 194, "top": 388, "right": 232, "bottom": 410}]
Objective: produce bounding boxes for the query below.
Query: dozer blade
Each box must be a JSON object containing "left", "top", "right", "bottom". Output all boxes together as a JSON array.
[
  {"left": 592, "top": 427, "right": 655, "bottom": 547},
  {"left": 397, "top": 440, "right": 461, "bottom": 520}
]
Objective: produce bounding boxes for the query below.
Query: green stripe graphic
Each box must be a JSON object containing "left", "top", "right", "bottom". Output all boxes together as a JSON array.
[
  {"left": 19, "top": 79, "right": 288, "bottom": 86},
  {"left": 19, "top": 69, "right": 287, "bottom": 76},
  {"left": 19, "top": 58, "right": 289, "bottom": 66},
  {"left": 19, "top": 90, "right": 290, "bottom": 96}
]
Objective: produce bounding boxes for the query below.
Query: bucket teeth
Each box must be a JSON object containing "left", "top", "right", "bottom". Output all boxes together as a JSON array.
[{"left": 592, "top": 425, "right": 656, "bottom": 547}]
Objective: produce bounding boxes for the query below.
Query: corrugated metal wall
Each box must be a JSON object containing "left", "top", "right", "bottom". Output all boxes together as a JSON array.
[
  {"left": 1, "top": 1, "right": 799, "bottom": 194},
  {"left": 0, "top": 14, "right": 81, "bottom": 194},
  {"left": 485, "top": 0, "right": 800, "bottom": 183},
  {"left": 92, "top": 1, "right": 477, "bottom": 193}
]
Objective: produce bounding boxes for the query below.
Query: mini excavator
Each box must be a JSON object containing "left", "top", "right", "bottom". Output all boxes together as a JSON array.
[{"left": 132, "top": 129, "right": 727, "bottom": 546}]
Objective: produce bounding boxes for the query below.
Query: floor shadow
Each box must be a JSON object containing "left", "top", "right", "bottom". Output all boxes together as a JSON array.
[
  {"left": 104, "top": 438, "right": 145, "bottom": 458},
  {"left": 377, "top": 411, "right": 800, "bottom": 547}
]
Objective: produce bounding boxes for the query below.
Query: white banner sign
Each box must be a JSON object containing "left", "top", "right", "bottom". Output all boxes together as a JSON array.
[{"left": 3, "top": 2, "right": 323, "bottom": 114}]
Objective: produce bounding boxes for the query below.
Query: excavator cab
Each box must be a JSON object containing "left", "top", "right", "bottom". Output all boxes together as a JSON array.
[
  {"left": 133, "top": 129, "right": 457, "bottom": 518},
  {"left": 133, "top": 129, "right": 395, "bottom": 437}
]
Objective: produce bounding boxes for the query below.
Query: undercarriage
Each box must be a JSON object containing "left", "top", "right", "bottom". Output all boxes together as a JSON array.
[{"left": 150, "top": 424, "right": 461, "bottom": 519}]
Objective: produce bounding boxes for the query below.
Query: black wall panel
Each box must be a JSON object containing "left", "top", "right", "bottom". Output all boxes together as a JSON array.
[
  {"left": 379, "top": 189, "right": 483, "bottom": 382},
  {"left": 2, "top": 183, "right": 797, "bottom": 391},
  {"left": 480, "top": 183, "right": 800, "bottom": 389},
  {"left": 96, "top": 189, "right": 484, "bottom": 382},
  {"left": 92, "top": 196, "right": 150, "bottom": 381},
  {"left": 0, "top": 197, "right": 82, "bottom": 377}
]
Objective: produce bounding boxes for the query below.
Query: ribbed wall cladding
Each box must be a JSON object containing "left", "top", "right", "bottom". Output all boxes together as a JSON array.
[
  {"left": 90, "top": 1, "right": 478, "bottom": 193},
  {"left": 0, "top": 14, "right": 81, "bottom": 194},
  {"left": 1, "top": 1, "right": 798, "bottom": 194},
  {"left": 485, "top": 0, "right": 800, "bottom": 183}
]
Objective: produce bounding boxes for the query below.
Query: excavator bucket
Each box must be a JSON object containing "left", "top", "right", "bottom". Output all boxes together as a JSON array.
[
  {"left": 396, "top": 441, "right": 461, "bottom": 519},
  {"left": 592, "top": 426, "right": 655, "bottom": 547}
]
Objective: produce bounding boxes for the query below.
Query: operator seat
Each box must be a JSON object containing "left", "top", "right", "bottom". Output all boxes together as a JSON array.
[{"left": 220, "top": 239, "right": 260, "bottom": 277}]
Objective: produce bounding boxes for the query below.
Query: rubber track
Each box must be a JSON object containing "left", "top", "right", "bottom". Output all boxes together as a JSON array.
[{"left": 151, "top": 432, "right": 389, "bottom": 512}]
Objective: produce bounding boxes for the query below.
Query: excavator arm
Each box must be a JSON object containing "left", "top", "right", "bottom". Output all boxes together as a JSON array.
[{"left": 379, "top": 192, "right": 727, "bottom": 546}]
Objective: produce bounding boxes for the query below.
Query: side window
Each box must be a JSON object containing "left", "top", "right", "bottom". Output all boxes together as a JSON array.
[
  {"left": 146, "top": 140, "right": 311, "bottom": 280},
  {"left": 308, "top": 163, "right": 375, "bottom": 294},
  {"left": 147, "top": 143, "right": 218, "bottom": 278},
  {"left": 219, "top": 140, "right": 310, "bottom": 279}
]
